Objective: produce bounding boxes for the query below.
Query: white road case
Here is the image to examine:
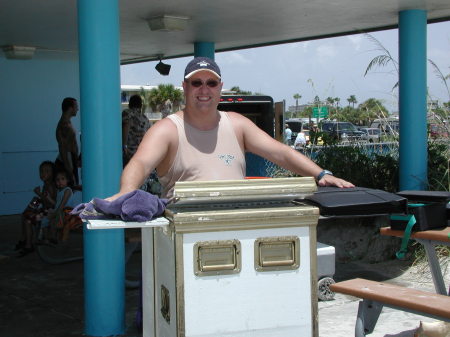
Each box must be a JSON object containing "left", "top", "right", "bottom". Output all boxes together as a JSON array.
[
  {"left": 143, "top": 178, "right": 320, "bottom": 337},
  {"left": 88, "top": 177, "right": 320, "bottom": 337}
]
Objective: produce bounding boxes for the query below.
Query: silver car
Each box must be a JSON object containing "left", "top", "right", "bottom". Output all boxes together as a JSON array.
[{"left": 360, "top": 128, "right": 381, "bottom": 142}]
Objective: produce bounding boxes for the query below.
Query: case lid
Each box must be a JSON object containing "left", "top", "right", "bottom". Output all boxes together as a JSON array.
[
  {"left": 165, "top": 177, "right": 319, "bottom": 233},
  {"left": 170, "top": 177, "right": 317, "bottom": 207}
]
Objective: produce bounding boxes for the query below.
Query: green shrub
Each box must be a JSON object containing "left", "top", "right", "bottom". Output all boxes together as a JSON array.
[{"left": 276, "top": 141, "right": 449, "bottom": 192}]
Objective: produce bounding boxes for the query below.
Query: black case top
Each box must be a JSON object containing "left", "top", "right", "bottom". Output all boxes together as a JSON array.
[
  {"left": 302, "top": 187, "right": 408, "bottom": 216},
  {"left": 396, "top": 190, "right": 450, "bottom": 203}
]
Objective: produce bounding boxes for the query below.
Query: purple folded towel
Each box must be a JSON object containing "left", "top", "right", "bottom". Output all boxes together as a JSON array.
[{"left": 71, "top": 190, "right": 167, "bottom": 222}]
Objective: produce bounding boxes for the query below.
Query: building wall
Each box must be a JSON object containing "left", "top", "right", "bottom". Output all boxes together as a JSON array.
[{"left": 0, "top": 53, "right": 80, "bottom": 214}]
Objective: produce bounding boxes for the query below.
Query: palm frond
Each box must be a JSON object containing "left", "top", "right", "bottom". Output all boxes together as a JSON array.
[
  {"left": 363, "top": 33, "right": 399, "bottom": 77},
  {"left": 428, "top": 59, "right": 450, "bottom": 99},
  {"left": 364, "top": 55, "right": 394, "bottom": 76}
]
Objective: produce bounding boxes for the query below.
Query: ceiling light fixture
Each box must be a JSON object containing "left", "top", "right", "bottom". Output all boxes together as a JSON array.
[
  {"left": 147, "top": 15, "right": 190, "bottom": 32},
  {"left": 155, "top": 56, "right": 171, "bottom": 76},
  {"left": 2, "top": 45, "right": 36, "bottom": 60}
]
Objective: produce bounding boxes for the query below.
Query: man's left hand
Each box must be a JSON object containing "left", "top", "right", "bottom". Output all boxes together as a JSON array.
[{"left": 318, "top": 174, "right": 354, "bottom": 188}]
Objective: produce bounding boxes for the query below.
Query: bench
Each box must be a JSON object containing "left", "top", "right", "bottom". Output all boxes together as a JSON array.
[{"left": 330, "top": 278, "right": 450, "bottom": 336}]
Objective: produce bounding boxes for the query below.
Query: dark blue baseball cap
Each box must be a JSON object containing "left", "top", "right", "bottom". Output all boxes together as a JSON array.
[{"left": 184, "top": 57, "right": 221, "bottom": 80}]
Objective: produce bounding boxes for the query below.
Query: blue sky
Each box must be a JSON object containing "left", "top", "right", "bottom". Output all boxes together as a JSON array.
[{"left": 121, "top": 21, "right": 450, "bottom": 112}]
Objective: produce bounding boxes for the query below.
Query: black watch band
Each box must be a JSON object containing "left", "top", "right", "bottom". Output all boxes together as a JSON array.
[{"left": 317, "top": 170, "right": 333, "bottom": 181}]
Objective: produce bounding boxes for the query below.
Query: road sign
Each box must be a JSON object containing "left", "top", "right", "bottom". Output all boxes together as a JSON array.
[{"left": 312, "top": 106, "right": 328, "bottom": 118}]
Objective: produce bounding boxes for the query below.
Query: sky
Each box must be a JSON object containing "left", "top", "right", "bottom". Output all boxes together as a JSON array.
[{"left": 120, "top": 21, "right": 450, "bottom": 113}]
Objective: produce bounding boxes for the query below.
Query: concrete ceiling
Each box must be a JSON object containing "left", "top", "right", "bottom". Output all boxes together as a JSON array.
[{"left": 1, "top": 0, "right": 449, "bottom": 64}]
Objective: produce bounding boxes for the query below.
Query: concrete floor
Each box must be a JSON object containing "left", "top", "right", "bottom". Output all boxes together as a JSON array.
[{"left": 1, "top": 214, "right": 447, "bottom": 337}]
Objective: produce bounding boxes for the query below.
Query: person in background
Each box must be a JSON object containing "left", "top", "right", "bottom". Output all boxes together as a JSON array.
[
  {"left": 108, "top": 57, "right": 353, "bottom": 202},
  {"left": 122, "top": 94, "right": 151, "bottom": 167},
  {"left": 284, "top": 123, "right": 292, "bottom": 145},
  {"left": 16, "top": 161, "right": 57, "bottom": 257},
  {"left": 47, "top": 170, "right": 81, "bottom": 242},
  {"left": 294, "top": 131, "right": 307, "bottom": 150},
  {"left": 122, "top": 94, "right": 161, "bottom": 194},
  {"left": 55, "top": 97, "right": 80, "bottom": 186}
]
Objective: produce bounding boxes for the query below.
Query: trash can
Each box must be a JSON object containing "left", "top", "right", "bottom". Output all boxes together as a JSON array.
[{"left": 317, "top": 242, "right": 336, "bottom": 301}]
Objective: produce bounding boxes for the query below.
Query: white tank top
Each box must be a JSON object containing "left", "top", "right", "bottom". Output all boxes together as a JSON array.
[{"left": 159, "top": 111, "right": 246, "bottom": 199}]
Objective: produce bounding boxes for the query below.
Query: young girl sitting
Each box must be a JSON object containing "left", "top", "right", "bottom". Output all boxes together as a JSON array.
[
  {"left": 16, "top": 161, "right": 57, "bottom": 257},
  {"left": 47, "top": 170, "right": 82, "bottom": 242}
]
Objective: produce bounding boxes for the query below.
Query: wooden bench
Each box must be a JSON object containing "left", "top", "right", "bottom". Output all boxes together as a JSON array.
[{"left": 330, "top": 278, "right": 450, "bottom": 336}]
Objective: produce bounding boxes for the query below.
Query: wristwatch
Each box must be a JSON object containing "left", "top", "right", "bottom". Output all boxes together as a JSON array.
[{"left": 316, "top": 170, "right": 333, "bottom": 181}]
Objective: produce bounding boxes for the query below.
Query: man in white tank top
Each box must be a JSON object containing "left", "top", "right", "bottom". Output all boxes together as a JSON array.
[{"left": 108, "top": 57, "right": 353, "bottom": 201}]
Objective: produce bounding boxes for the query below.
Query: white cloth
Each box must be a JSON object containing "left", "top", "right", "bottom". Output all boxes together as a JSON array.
[{"left": 294, "top": 132, "right": 306, "bottom": 149}]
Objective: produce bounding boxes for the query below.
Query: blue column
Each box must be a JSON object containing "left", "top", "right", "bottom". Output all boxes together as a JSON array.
[
  {"left": 398, "top": 10, "right": 428, "bottom": 191},
  {"left": 194, "top": 42, "right": 215, "bottom": 59},
  {"left": 77, "top": 0, "right": 125, "bottom": 335}
]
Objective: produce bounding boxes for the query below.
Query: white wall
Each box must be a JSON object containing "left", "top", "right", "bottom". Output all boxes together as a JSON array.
[{"left": 0, "top": 52, "right": 80, "bottom": 214}]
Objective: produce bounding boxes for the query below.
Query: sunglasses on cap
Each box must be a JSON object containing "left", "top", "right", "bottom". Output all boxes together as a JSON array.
[{"left": 188, "top": 79, "right": 220, "bottom": 88}]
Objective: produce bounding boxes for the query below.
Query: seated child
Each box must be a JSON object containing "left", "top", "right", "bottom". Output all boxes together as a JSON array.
[
  {"left": 47, "top": 170, "right": 82, "bottom": 242},
  {"left": 16, "top": 161, "right": 57, "bottom": 257}
]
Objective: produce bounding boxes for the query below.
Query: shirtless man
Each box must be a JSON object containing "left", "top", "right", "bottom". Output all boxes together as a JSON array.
[
  {"left": 109, "top": 57, "right": 353, "bottom": 200},
  {"left": 56, "top": 97, "right": 80, "bottom": 185}
]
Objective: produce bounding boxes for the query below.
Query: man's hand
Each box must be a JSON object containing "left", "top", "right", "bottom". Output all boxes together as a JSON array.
[
  {"left": 318, "top": 174, "right": 354, "bottom": 188},
  {"left": 105, "top": 190, "right": 134, "bottom": 202}
]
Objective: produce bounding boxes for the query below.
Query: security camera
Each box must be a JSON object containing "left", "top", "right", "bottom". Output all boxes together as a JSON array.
[{"left": 155, "top": 60, "right": 171, "bottom": 75}]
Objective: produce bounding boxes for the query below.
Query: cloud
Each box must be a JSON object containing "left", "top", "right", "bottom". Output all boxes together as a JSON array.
[
  {"left": 217, "top": 52, "right": 252, "bottom": 65},
  {"left": 316, "top": 43, "right": 337, "bottom": 63},
  {"left": 347, "top": 34, "right": 364, "bottom": 51}
]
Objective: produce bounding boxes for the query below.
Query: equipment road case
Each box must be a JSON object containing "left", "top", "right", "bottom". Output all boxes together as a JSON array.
[{"left": 88, "top": 177, "right": 321, "bottom": 337}]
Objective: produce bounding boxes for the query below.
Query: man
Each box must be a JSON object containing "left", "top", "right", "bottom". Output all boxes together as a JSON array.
[
  {"left": 284, "top": 124, "right": 292, "bottom": 145},
  {"left": 110, "top": 57, "right": 353, "bottom": 200},
  {"left": 55, "top": 97, "right": 80, "bottom": 186}
]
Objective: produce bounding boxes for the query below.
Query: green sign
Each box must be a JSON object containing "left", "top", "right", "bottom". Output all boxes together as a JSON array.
[{"left": 312, "top": 106, "right": 328, "bottom": 118}]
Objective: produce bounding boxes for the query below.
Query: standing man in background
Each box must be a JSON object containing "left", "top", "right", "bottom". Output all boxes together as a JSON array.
[
  {"left": 55, "top": 97, "right": 80, "bottom": 186},
  {"left": 284, "top": 123, "right": 292, "bottom": 146}
]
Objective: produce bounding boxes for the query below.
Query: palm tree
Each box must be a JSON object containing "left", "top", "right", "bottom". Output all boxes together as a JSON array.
[
  {"left": 230, "top": 86, "right": 253, "bottom": 95},
  {"left": 147, "top": 84, "right": 183, "bottom": 118},
  {"left": 347, "top": 95, "right": 357, "bottom": 108},
  {"left": 334, "top": 97, "right": 340, "bottom": 109},
  {"left": 358, "top": 98, "right": 389, "bottom": 126},
  {"left": 293, "top": 93, "right": 301, "bottom": 118},
  {"left": 326, "top": 97, "right": 335, "bottom": 106}
]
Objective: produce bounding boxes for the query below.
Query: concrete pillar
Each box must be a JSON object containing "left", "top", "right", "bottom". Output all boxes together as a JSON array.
[
  {"left": 398, "top": 10, "right": 428, "bottom": 190},
  {"left": 77, "top": 0, "right": 125, "bottom": 335}
]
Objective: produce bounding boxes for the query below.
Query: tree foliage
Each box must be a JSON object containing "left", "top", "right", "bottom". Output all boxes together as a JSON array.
[{"left": 146, "top": 84, "right": 183, "bottom": 116}]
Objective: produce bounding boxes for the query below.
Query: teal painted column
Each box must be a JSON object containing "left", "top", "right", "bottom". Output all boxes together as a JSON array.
[
  {"left": 398, "top": 10, "right": 427, "bottom": 190},
  {"left": 194, "top": 42, "right": 215, "bottom": 59},
  {"left": 77, "top": 0, "right": 125, "bottom": 335}
]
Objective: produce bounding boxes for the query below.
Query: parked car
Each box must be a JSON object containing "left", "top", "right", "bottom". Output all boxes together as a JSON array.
[
  {"left": 320, "top": 121, "right": 365, "bottom": 142},
  {"left": 360, "top": 128, "right": 381, "bottom": 142}
]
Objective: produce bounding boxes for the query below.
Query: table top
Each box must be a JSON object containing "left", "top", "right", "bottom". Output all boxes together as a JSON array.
[{"left": 380, "top": 226, "right": 450, "bottom": 243}]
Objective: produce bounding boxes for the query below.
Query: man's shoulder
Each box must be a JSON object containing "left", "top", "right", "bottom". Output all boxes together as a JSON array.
[
  {"left": 222, "top": 110, "right": 248, "bottom": 123},
  {"left": 150, "top": 116, "right": 178, "bottom": 136}
]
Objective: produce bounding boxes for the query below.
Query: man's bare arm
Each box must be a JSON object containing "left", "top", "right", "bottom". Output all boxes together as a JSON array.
[
  {"left": 231, "top": 113, "right": 354, "bottom": 188},
  {"left": 108, "top": 118, "right": 176, "bottom": 200},
  {"left": 56, "top": 123, "right": 76, "bottom": 180}
]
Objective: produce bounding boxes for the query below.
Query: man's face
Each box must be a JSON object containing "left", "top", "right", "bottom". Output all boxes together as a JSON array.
[
  {"left": 182, "top": 71, "right": 223, "bottom": 113},
  {"left": 71, "top": 101, "right": 79, "bottom": 117}
]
